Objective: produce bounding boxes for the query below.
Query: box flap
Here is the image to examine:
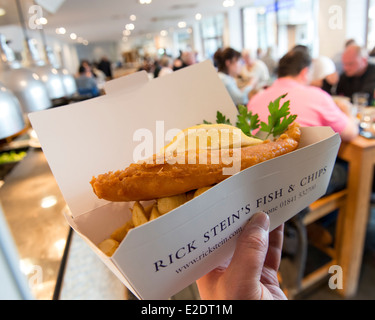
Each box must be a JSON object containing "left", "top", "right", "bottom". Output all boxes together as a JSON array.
[
  {"left": 29, "top": 61, "right": 238, "bottom": 218},
  {"left": 104, "top": 70, "right": 149, "bottom": 95}
]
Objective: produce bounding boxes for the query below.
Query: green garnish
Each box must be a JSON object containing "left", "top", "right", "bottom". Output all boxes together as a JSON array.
[
  {"left": 203, "top": 111, "right": 232, "bottom": 125},
  {"left": 236, "top": 105, "right": 260, "bottom": 138},
  {"left": 260, "top": 94, "right": 297, "bottom": 139},
  {"left": 203, "top": 94, "right": 297, "bottom": 140}
]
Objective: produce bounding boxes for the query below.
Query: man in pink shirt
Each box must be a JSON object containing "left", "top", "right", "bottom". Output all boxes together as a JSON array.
[{"left": 248, "top": 48, "right": 358, "bottom": 142}]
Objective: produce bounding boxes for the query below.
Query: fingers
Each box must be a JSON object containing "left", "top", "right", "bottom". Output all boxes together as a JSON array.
[
  {"left": 226, "top": 212, "right": 270, "bottom": 285},
  {"left": 265, "top": 224, "right": 284, "bottom": 272}
]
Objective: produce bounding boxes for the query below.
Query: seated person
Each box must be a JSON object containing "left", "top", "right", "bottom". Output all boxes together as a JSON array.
[
  {"left": 214, "top": 47, "right": 257, "bottom": 106},
  {"left": 326, "top": 45, "right": 375, "bottom": 105},
  {"left": 310, "top": 55, "right": 339, "bottom": 94},
  {"left": 75, "top": 66, "right": 100, "bottom": 98},
  {"left": 248, "top": 48, "right": 358, "bottom": 142},
  {"left": 241, "top": 49, "right": 270, "bottom": 90}
]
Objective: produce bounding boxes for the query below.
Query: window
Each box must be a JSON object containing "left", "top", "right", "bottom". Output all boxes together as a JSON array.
[
  {"left": 200, "top": 14, "right": 225, "bottom": 59},
  {"left": 243, "top": 0, "right": 317, "bottom": 58}
]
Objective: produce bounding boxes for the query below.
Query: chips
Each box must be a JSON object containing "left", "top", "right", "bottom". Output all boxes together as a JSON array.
[{"left": 97, "top": 186, "right": 213, "bottom": 256}]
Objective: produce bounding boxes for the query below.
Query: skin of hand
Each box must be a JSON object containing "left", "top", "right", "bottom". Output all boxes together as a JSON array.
[{"left": 196, "top": 212, "right": 287, "bottom": 300}]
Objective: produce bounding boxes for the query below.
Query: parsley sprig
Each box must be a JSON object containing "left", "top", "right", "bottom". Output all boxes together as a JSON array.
[
  {"left": 236, "top": 105, "right": 260, "bottom": 138},
  {"left": 203, "top": 94, "right": 297, "bottom": 140},
  {"left": 260, "top": 94, "right": 297, "bottom": 139}
]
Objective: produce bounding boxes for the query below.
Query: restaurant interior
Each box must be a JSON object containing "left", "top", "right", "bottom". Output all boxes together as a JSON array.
[{"left": 0, "top": 0, "right": 375, "bottom": 300}]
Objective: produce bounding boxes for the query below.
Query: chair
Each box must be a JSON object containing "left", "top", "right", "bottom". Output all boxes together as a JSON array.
[{"left": 279, "top": 189, "right": 347, "bottom": 299}]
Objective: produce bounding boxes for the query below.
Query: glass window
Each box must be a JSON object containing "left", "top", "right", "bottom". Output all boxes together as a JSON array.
[
  {"left": 243, "top": 0, "right": 317, "bottom": 58},
  {"left": 200, "top": 14, "right": 225, "bottom": 59}
]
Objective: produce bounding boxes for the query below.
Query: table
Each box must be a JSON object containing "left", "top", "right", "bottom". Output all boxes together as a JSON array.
[{"left": 337, "top": 135, "right": 375, "bottom": 297}]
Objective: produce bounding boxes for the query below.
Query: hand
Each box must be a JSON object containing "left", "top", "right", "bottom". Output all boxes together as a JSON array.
[{"left": 196, "top": 212, "right": 287, "bottom": 300}]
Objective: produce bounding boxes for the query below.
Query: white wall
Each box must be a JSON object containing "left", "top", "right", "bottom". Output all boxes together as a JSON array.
[
  {"left": 345, "top": 0, "right": 368, "bottom": 46},
  {"left": 318, "top": 0, "right": 369, "bottom": 58}
]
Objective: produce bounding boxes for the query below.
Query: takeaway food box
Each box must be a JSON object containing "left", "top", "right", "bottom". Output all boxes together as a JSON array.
[{"left": 29, "top": 61, "right": 341, "bottom": 300}]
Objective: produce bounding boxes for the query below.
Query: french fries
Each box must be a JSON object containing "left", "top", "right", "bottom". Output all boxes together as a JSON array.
[
  {"left": 157, "top": 194, "right": 187, "bottom": 215},
  {"left": 132, "top": 201, "right": 149, "bottom": 227},
  {"left": 98, "top": 239, "right": 119, "bottom": 257},
  {"left": 97, "top": 186, "right": 213, "bottom": 256}
]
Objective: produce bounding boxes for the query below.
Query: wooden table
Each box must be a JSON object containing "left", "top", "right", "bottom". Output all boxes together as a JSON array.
[{"left": 336, "top": 135, "right": 375, "bottom": 297}]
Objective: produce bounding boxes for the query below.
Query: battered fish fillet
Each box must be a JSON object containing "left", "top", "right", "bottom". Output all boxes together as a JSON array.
[{"left": 90, "top": 123, "right": 301, "bottom": 202}]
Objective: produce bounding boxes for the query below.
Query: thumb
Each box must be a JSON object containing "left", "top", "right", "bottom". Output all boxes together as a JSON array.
[{"left": 227, "top": 212, "right": 270, "bottom": 288}]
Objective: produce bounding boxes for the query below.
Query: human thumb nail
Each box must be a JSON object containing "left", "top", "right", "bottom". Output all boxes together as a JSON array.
[{"left": 249, "top": 212, "right": 270, "bottom": 232}]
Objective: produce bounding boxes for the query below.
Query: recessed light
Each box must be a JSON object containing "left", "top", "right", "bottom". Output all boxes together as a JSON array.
[
  {"left": 0, "top": 8, "right": 6, "bottom": 16},
  {"left": 223, "top": 0, "right": 235, "bottom": 8},
  {"left": 130, "top": 14, "right": 137, "bottom": 21},
  {"left": 139, "top": 0, "right": 152, "bottom": 4},
  {"left": 70, "top": 33, "right": 77, "bottom": 40},
  {"left": 56, "top": 27, "right": 66, "bottom": 35},
  {"left": 195, "top": 13, "right": 202, "bottom": 21},
  {"left": 178, "top": 21, "right": 187, "bottom": 28},
  {"left": 125, "top": 23, "right": 135, "bottom": 31}
]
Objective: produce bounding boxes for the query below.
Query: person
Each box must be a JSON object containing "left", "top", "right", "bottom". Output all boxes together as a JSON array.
[
  {"left": 97, "top": 56, "right": 113, "bottom": 80},
  {"left": 332, "top": 39, "right": 356, "bottom": 76},
  {"left": 369, "top": 46, "right": 375, "bottom": 64},
  {"left": 79, "top": 60, "right": 96, "bottom": 78},
  {"left": 197, "top": 212, "right": 287, "bottom": 300},
  {"left": 248, "top": 48, "right": 359, "bottom": 142},
  {"left": 332, "top": 45, "right": 375, "bottom": 105},
  {"left": 310, "top": 55, "right": 339, "bottom": 94},
  {"left": 158, "top": 55, "right": 173, "bottom": 77},
  {"left": 241, "top": 49, "right": 270, "bottom": 90},
  {"left": 75, "top": 66, "right": 100, "bottom": 98},
  {"left": 173, "top": 50, "right": 196, "bottom": 71},
  {"left": 214, "top": 47, "right": 257, "bottom": 106}
]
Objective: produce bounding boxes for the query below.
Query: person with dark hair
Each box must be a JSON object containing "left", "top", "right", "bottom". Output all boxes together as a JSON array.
[
  {"left": 97, "top": 56, "right": 113, "bottom": 80},
  {"left": 214, "top": 47, "right": 256, "bottom": 106},
  {"left": 248, "top": 49, "right": 358, "bottom": 142},
  {"left": 75, "top": 66, "right": 100, "bottom": 98}
]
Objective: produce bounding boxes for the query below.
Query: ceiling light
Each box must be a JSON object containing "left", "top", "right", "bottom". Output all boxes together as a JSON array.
[
  {"left": 130, "top": 14, "right": 137, "bottom": 21},
  {"left": 0, "top": 8, "right": 6, "bottom": 16},
  {"left": 56, "top": 27, "right": 66, "bottom": 35},
  {"left": 70, "top": 33, "right": 77, "bottom": 40},
  {"left": 39, "top": 17, "right": 48, "bottom": 25},
  {"left": 125, "top": 23, "right": 135, "bottom": 31},
  {"left": 178, "top": 21, "right": 187, "bottom": 28},
  {"left": 139, "top": 0, "right": 152, "bottom": 4},
  {"left": 223, "top": 0, "right": 235, "bottom": 7},
  {"left": 123, "top": 29, "right": 131, "bottom": 36},
  {"left": 160, "top": 30, "right": 168, "bottom": 37},
  {"left": 82, "top": 40, "right": 89, "bottom": 46},
  {"left": 195, "top": 13, "right": 202, "bottom": 20}
]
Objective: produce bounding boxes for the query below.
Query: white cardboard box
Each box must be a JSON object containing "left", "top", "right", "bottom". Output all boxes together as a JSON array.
[{"left": 29, "top": 61, "right": 341, "bottom": 300}]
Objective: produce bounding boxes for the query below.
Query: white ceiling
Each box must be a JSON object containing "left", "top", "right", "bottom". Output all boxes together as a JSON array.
[{"left": 0, "top": 0, "right": 275, "bottom": 43}]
